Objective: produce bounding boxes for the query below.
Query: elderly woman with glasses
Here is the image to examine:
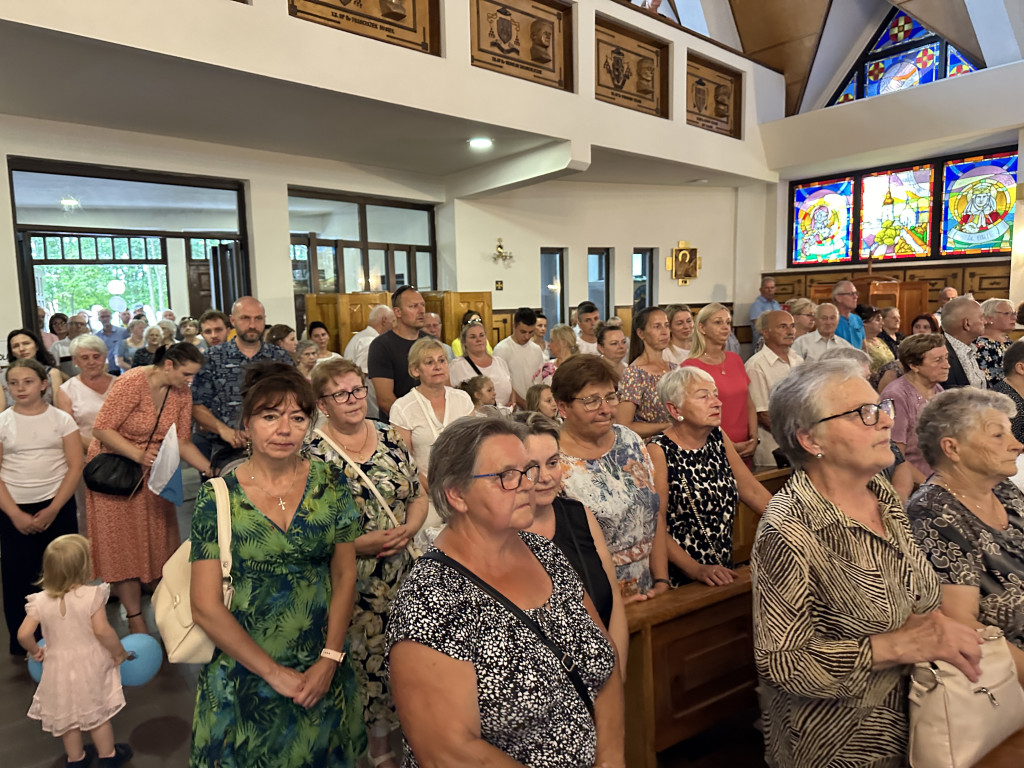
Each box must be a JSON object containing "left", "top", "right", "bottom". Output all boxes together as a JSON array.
[
  {"left": 386, "top": 415, "right": 624, "bottom": 767},
  {"left": 554, "top": 355, "right": 669, "bottom": 602},
  {"left": 752, "top": 359, "right": 984, "bottom": 768},
  {"left": 648, "top": 367, "right": 771, "bottom": 586},
  {"left": 306, "top": 358, "right": 426, "bottom": 768},
  {"left": 907, "top": 388, "right": 1024, "bottom": 685},
  {"left": 975, "top": 298, "right": 1017, "bottom": 385}
]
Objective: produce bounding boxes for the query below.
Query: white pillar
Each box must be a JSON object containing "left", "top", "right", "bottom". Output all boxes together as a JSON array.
[{"left": 245, "top": 177, "right": 294, "bottom": 324}]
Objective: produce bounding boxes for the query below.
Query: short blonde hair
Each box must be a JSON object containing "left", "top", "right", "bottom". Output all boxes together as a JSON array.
[
  {"left": 408, "top": 337, "right": 447, "bottom": 377},
  {"left": 38, "top": 535, "right": 92, "bottom": 598},
  {"left": 548, "top": 324, "right": 579, "bottom": 357}
]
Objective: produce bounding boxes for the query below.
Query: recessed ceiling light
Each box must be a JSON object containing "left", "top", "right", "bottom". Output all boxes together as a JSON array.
[
  {"left": 59, "top": 195, "right": 80, "bottom": 209},
  {"left": 468, "top": 137, "right": 494, "bottom": 150},
  {"left": 687, "top": 178, "right": 709, "bottom": 184}
]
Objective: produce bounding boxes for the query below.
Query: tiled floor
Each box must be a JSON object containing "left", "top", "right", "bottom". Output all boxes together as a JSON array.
[{"left": 0, "top": 469, "right": 767, "bottom": 767}]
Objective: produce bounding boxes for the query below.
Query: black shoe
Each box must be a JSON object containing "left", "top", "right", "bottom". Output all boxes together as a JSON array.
[
  {"left": 67, "top": 751, "right": 93, "bottom": 768},
  {"left": 97, "top": 743, "right": 133, "bottom": 767}
]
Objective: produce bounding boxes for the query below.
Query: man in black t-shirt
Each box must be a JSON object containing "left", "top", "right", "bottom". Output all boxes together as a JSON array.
[{"left": 368, "top": 285, "right": 426, "bottom": 418}]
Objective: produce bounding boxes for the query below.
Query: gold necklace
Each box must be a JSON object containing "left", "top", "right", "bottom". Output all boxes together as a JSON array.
[
  {"left": 331, "top": 421, "right": 367, "bottom": 453},
  {"left": 933, "top": 476, "right": 993, "bottom": 514},
  {"left": 247, "top": 460, "right": 302, "bottom": 511}
]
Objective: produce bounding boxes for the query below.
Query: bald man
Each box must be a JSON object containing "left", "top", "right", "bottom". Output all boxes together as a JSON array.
[
  {"left": 190, "top": 296, "right": 295, "bottom": 460},
  {"left": 940, "top": 296, "right": 986, "bottom": 389}
]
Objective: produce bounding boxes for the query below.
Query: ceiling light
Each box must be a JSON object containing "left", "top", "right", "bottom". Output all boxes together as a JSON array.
[
  {"left": 468, "top": 137, "right": 494, "bottom": 150},
  {"left": 59, "top": 195, "right": 80, "bottom": 210},
  {"left": 687, "top": 178, "right": 709, "bottom": 185}
]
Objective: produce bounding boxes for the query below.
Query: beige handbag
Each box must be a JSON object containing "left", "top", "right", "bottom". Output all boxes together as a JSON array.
[
  {"left": 908, "top": 626, "right": 1024, "bottom": 768},
  {"left": 153, "top": 477, "right": 234, "bottom": 664}
]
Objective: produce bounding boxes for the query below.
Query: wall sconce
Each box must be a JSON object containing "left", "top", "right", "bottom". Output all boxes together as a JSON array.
[{"left": 492, "top": 238, "right": 514, "bottom": 265}]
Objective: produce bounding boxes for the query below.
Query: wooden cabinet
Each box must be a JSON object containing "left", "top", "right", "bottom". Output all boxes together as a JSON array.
[
  {"left": 304, "top": 292, "right": 389, "bottom": 349},
  {"left": 964, "top": 264, "right": 1011, "bottom": 302}
]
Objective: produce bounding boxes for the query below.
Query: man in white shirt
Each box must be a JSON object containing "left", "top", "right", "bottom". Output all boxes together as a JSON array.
[
  {"left": 51, "top": 312, "right": 90, "bottom": 377},
  {"left": 940, "top": 296, "right": 986, "bottom": 389},
  {"left": 575, "top": 301, "right": 601, "bottom": 355},
  {"left": 791, "top": 303, "right": 852, "bottom": 362},
  {"left": 493, "top": 307, "right": 545, "bottom": 409},
  {"left": 343, "top": 304, "right": 393, "bottom": 418},
  {"left": 745, "top": 310, "right": 802, "bottom": 467}
]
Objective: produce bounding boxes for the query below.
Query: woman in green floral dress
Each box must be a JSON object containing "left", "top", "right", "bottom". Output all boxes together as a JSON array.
[
  {"left": 189, "top": 363, "right": 365, "bottom": 768},
  {"left": 308, "top": 359, "right": 426, "bottom": 768}
]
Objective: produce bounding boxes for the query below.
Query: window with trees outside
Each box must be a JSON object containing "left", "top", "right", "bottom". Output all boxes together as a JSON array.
[
  {"left": 790, "top": 147, "right": 1017, "bottom": 267},
  {"left": 828, "top": 8, "right": 980, "bottom": 107}
]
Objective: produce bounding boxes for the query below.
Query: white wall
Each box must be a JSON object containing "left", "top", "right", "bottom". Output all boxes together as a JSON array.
[{"left": 448, "top": 180, "right": 764, "bottom": 312}]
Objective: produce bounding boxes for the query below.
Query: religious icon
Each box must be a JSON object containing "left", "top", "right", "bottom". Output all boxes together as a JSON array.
[{"left": 671, "top": 247, "right": 699, "bottom": 281}]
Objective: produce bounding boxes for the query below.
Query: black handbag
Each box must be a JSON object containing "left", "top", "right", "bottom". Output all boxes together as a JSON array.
[{"left": 84, "top": 387, "right": 169, "bottom": 497}]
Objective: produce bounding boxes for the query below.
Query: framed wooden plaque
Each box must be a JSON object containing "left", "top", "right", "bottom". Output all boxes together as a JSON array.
[
  {"left": 686, "top": 52, "right": 741, "bottom": 138},
  {"left": 289, "top": 0, "right": 440, "bottom": 56},
  {"left": 469, "top": 0, "right": 572, "bottom": 92},
  {"left": 594, "top": 17, "right": 668, "bottom": 118}
]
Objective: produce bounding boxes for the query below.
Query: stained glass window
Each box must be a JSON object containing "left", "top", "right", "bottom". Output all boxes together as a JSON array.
[
  {"left": 863, "top": 43, "right": 940, "bottom": 98},
  {"left": 860, "top": 166, "right": 933, "bottom": 260},
  {"left": 835, "top": 72, "right": 857, "bottom": 104},
  {"left": 947, "top": 45, "right": 977, "bottom": 78},
  {"left": 792, "top": 177, "right": 854, "bottom": 265},
  {"left": 941, "top": 152, "right": 1017, "bottom": 255},
  {"left": 869, "top": 11, "right": 929, "bottom": 53},
  {"left": 827, "top": 8, "right": 981, "bottom": 107}
]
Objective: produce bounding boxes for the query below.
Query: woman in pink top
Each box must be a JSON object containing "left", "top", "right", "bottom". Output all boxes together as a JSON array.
[{"left": 682, "top": 303, "right": 757, "bottom": 461}]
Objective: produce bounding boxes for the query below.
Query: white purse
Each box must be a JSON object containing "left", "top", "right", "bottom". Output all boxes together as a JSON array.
[
  {"left": 153, "top": 477, "right": 234, "bottom": 664},
  {"left": 908, "top": 626, "right": 1024, "bottom": 768}
]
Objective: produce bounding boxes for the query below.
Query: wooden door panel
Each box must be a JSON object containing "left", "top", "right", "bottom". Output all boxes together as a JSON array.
[
  {"left": 964, "top": 264, "right": 1010, "bottom": 302},
  {"left": 903, "top": 265, "right": 963, "bottom": 307}
]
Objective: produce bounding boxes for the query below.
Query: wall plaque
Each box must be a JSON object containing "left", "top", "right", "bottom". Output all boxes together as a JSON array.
[
  {"left": 595, "top": 17, "right": 668, "bottom": 118},
  {"left": 686, "top": 52, "right": 742, "bottom": 138},
  {"left": 469, "top": 0, "right": 572, "bottom": 92},
  {"left": 289, "top": 0, "right": 440, "bottom": 55}
]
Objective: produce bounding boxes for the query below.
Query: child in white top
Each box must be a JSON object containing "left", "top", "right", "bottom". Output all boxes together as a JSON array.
[
  {"left": 18, "top": 534, "right": 133, "bottom": 768},
  {"left": 457, "top": 375, "right": 496, "bottom": 414},
  {"left": 0, "top": 359, "right": 82, "bottom": 656}
]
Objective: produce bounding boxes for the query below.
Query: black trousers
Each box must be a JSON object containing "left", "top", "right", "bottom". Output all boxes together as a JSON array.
[{"left": 0, "top": 497, "right": 78, "bottom": 654}]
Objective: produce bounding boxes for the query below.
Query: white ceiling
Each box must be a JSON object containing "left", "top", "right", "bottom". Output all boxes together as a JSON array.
[{"left": 0, "top": 21, "right": 559, "bottom": 179}]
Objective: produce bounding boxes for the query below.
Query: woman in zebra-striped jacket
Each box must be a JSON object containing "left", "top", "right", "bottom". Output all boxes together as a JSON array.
[{"left": 751, "top": 360, "right": 983, "bottom": 768}]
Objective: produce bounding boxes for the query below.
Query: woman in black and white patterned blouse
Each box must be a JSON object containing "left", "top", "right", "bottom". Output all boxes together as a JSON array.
[
  {"left": 753, "top": 359, "right": 984, "bottom": 768},
  {"left": 385, "top": 415, "right": 623, "bottom": 768},
  {"left": 908, "top": 387, "right": 1024, "bottom": 685}
]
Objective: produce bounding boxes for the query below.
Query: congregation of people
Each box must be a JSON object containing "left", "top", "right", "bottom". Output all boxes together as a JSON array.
[{"left": 4, "top": 278, "right": 1024, "bottom": 768}]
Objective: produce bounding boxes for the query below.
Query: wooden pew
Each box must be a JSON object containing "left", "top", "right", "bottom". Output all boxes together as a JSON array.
[{"left": 623, "top": 467, "right": 790, "bottom": 766}]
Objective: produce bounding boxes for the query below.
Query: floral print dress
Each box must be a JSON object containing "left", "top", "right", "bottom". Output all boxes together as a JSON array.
[
  {"left": 306, "top": 422, "right": 420, "bottom": 731},
  {"left": 559, "top": 425, "right": 660, "bottom": 597},
  {"left": 189, "top": 460, "right": 365, "bottom": 768}
]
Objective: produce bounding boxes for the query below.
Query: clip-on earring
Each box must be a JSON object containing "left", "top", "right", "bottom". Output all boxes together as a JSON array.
[{"left": 815, "top": 452, "right": 823, "bottom": 459}]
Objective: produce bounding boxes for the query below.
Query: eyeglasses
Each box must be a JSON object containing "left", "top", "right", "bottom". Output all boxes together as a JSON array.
[
  {"left": 473, "top": 463, "right": 541, "bottom": 490},
  {"left": 834, "top": 291, "right": 858, "bottom": 297},
  {"left": 813, "top": 399, "right": 894, "bottom": 427},
  {"left": 573, "top": 392, "right": 621, "bottom": 411},
  {"left": 320, "top": 386, "right": 368, "bottom": 404}
]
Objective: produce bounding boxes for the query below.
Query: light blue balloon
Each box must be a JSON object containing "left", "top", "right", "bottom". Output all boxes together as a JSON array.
[
  {"left": 27, "top": 638, "right": 45, "bottom": 683},
  {"left": 119, "top": 633, "right": 162, "bottom": 687}
]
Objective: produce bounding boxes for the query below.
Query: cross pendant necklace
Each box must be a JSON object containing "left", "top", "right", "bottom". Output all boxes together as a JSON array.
[{"left": 247, "top": 460, "right": 301, "bottom": 513}]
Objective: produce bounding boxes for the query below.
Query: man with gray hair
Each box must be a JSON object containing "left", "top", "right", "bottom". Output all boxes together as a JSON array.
[
  {"left": 51, "top": 312, "right": 90, "bottom": 377},
  {"left": 423, "top": 312, "right": 454, "bottom": 361},
  {"left": 791, "top": 303, "right": 852, "bottom": 362},
  {"left": 343, "top": 304, "right": 394, "bottom": 419},
  {"left": 745, "top": 310, "right": 802, "bottom": 467},
  {"left": 831, "top": 281, "right": 864, "bottom": 349},
  {"left": 749, "top": 276, "right": 781, "bottom": 347},
  {"left": 940, "top": 296, "right": 986, "bottom": 389}
]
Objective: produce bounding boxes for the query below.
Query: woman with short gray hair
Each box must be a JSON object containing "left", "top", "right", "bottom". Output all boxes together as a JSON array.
[
  {"left": 907, "top": 387, "right": 1024, "bottom": 684},
  {"left": 386, "top": 415, "right": 625, "bottom": 767},
  {"left": 648, "top": 366, "right": 770, "bottom": 586},
  {"left": 976, "top": 297, "right": 1016, "bottom": 385},
  {"left": 753, "top": 360, "right": 983, "bottom": 767}
]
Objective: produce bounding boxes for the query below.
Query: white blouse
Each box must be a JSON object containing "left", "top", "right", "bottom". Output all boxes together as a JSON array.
[
  {"left": 390, "top": 387, "right": 475, "bottom": 476},
  {"left": 449, "top": 355, "right": 514, "bottom": 408}
]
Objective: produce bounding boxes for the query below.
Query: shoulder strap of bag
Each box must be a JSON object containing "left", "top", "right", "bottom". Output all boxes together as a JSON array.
[
  {"left": 144, "top": 386, "right": 171, "bottom": 450},
  {"left": 314, "top": 427, "right": 400, "bottom": 528},
  {"left": 463, "top": 355, "right": 483, "bottom": 376},
  {"left": 210, "top": 476, "right": 234, "bottom": 605},
  {"left": 422, "top": 549, "right": 595, "bottom": 719},
  {"left": 314, "top": 427, "right": 421, "bottom": 558}
]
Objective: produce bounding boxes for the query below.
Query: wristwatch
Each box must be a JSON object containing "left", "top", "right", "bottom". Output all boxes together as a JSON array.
[{"left": 320, "top": 648, "right": 345, "bottom": 664}]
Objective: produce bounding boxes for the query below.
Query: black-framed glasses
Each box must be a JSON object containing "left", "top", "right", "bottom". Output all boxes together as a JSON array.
[
  {"left": 320, "top": 386, "right": 368, "bottom": 404},
  {"left": 813, "top": 399, "right": 894, "bottom": 427},
  {"left": 573, "top": 392, "right": 621, "bottom": 411},
  {"left": 473, "top": 463, "right": 540, "bottom": 490}
]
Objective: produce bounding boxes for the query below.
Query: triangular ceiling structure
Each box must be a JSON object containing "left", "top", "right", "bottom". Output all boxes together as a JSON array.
[{"left": 727, "top": 0, "right": 985, "bottom": 116}]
